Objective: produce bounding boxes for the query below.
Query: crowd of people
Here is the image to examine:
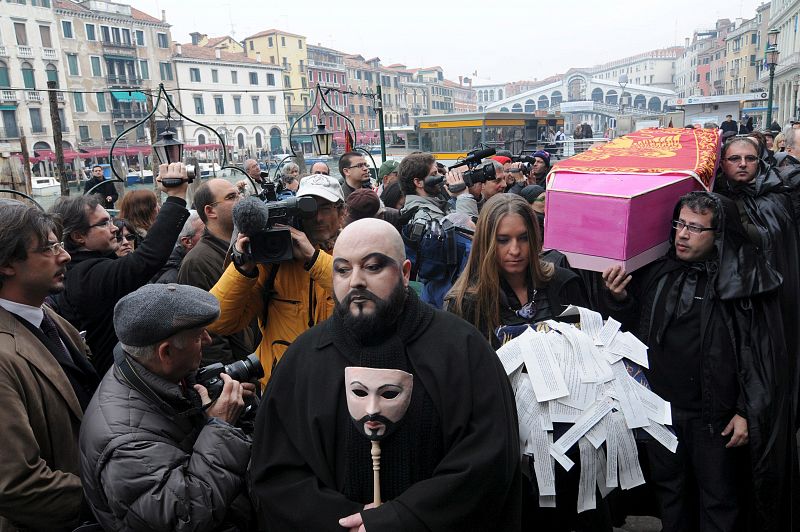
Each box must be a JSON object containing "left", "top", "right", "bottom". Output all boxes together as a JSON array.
[{"left": 0, "top": 127, "right": 798, "bottom": 532}]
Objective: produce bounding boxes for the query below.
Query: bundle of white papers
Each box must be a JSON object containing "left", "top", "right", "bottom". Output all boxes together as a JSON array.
[{"left": 496, "top": 305, "right": 677, "bottom": 513}]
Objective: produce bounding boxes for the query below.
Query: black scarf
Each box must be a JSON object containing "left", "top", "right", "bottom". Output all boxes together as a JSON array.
[
  {"left": 330, "top": 289, "right": 442, "bottom": 503},
  {"left": 653, "top": 260, "right": 711, "bottom": 345}
]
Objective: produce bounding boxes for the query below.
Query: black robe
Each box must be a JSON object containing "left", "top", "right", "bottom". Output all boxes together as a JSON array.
[
  {"left": 606, "top": 193, "right": 795, "bottom": 532},
  {"left": 249, "top": 304, "right": 522, "bottom": 531}
]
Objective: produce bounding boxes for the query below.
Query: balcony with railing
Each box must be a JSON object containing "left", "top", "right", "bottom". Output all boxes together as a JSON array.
[
  {"left": 0, "top": 89, "right": 18, "bottom": 102},
  {"left": 29, "top": 126, "right": 48, "bottom": 135},
  {"left": 56, "top": 92, "right": 65, "bottom": 103},
  {"left": 107, "top": 75, "right": 143, "bottom": 88},
  {"left": 286, "top": 103, "right": 309, "bottom": 114},
  {"left": 42, "top": 48, "right": 58, "bottom": 60},
  {"left": 25, "top": 90, "right": 42, "bottom": 102},
  {"left": 102, "top": 40, "right": 137, "bottom": 57},
  {"left": 0, "top": 126, "right": 21, "bottom": 140},
  {"left": 282, "top": 63, "right": 292, "bottom": 72},
  {"left": 17, "top": 45, "right": 33, "bottom": 58},
  {"left": 0, "top": 45, "right": 8, "bottom": 57},
  {"left": 111, "top": 109, "right": 147, "bottom": 120},
  {"left": 307, "top": 58, "right": 346, "bottom": 71}
]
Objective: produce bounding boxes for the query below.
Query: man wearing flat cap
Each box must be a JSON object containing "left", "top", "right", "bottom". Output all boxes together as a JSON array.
[{"left": 79, "top": 283, "right": 254, "bottom": 531}]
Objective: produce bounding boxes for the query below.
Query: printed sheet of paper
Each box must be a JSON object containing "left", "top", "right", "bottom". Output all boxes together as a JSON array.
[
  {"left": 549, "top": 400, "right": 582, "bottom": 423},
  {"left": 555, "top": 338, "right": 597, "bottom": 410},
  {"left": 577, "top": 438, "right": 597, "bottom": 513},
  {"left": 585, "top": 415, "right": 607, "bottom": 449},
  {"left": 515, "top": 377, "right": 538, "bottom": 437},
  {"left": 610, "top": 361, "right": 650, "bottom": 429},
  {"left": 595, "top": 446, "right": 615, "bottom": 498},
  {"left": 577, "top": 306, "right": 604, "bottom": 344},
  {"left": 521, "top": 331, "right": 569, "bottom": 402},
  {"left": 550, "top": 445, "right": 575, "bottom": 472},
  {"left": 530, "top": 430, "right": 556, "bottom": 496},
  {"left": 643, "top": 420, "right": 679, "bottom": 453},
  {"left": 614, "top": 412, "right": 646, "bottom": 490},
  {"left": 632, "top": 377, "right": 672, "bottom": 426},
  {"left": 597, "top": 317, "right": 622, "bottom": 347},
  {"left": 548, "top": 321, "right": 611, "bottom": 383},
  {"left": 552, "top": 397, "right": 614, "bottom": 456},
  {"left": 608, "top": 331, "right": 649, "bottom": 369},
  {"left": 496, "top": 330, "right": 528, "bottom": 375},
  {"left": 605, "top": 412, "right": 619, "bottom": 489}
]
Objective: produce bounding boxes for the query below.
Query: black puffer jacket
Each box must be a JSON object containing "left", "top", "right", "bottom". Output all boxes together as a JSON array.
[{"left": 79, "top": 348, "right": 252, "bottom": 531}]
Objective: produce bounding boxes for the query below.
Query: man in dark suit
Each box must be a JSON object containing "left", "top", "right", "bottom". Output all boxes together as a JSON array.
[{"left": 0, "top": 200, "right": 99, "bottom": 531}]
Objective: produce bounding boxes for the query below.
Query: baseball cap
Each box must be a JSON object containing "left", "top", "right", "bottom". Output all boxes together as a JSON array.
[
  {"left": 297, "top": 173, "right": 344, "bottom": 203},
  {"left": 378, "top": 160, "right": 400, "bottom": 181},
  {"left": 491, "top": 155, "right": 512, "bottom": 165}
]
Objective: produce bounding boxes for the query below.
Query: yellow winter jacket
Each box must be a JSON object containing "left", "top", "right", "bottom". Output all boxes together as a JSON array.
[{"left": 208, "top": 251, "right": 334, "bottom": 386}]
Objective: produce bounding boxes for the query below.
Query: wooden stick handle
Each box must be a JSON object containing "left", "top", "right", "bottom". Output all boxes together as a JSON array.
[{"left": 371, "top": 440, "right": 382, "bottom": 507}]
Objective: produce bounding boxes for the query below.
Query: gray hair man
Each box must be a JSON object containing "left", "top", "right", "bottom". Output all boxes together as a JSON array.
[
  {"left": 152, "top": 209, "right": 204, "bottom": 284},
  {"left": 80, "top": 283, "right": 254, "bottom": 531}
]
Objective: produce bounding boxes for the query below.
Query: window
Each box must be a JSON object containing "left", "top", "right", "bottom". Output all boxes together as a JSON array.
[
  {"left": 249, "top": 40, "right": 254, "bottom": 50},
  {"left": 193, "top": 95, "right": 204, "bottom": 114},
  {"left": 0, "top": 61, "right": 10, "bottom": 88},
  {"left": 233, "top": 96, "right": 241, "bottom": 114},
  {"left": 251, "top": 96, "right": 259, "bottom": 114},
  {"left": 66, "top": 53, "right": 79, "bottom": 76},
  {"left": 100, "top": 25, "right": 110, "bottom": 42},
  {"left": 61, "top": 20, "right": 73, "bottom": 39},
  {"left": 266, "top": 73, "right": 275, "bottom": 85},
  {"left": 157, "top": 32, "right": 168, "bottom": 48},
  {"left": 211, "top": 69, "right": 218, "bottom": 83},
  {"left": 268, "top": 96, "right": 276, "bottom": 114},
  {"left": 20, "top": 62, "right": 35, "bottom": 89},
  {"left": 78, "top": 125, "right": 90, "bottom": 141},
  {"left": 281, "top": 36, "right": 286, "bottom": 47},
  {"left": 45, "top": 64, "right": 57, "bottom": 86},
  {"left": 231, "top": 70, "right": 238, "bottom": 83},
  {"left": 189, "top": 68, "right": 201, "bottom": 82},
  {"left": 301, "top": 77, "right": 307, "bottom": 88},
  {"left": 284, "top": 75, "right": 290, "bottom": 88},
  {"left": 214, "top": 95, "right": 224, "bottom": 114},
  {"left": 268, "top": 37, "right": 273, "bottom": 47},
  {"left": 298, "top": 39, "right": 302, "bottom": 49},
  {"left": 29, "top": 108, "right": 43, "bottom": 133},
  {"left": 139, "top": 60, "right": 149, "bottom": 80},
  {"left": 111, "top": 27, "right": 121, "bottom": 44},
  {"left": 159, "top": 62, "right": 173, "bottom": 81},
  {"left": 249, "top": 72, "right": 258, "bottom": 85},
  {"left": 95, "top": 92, "right": 106, "bottom": 112},
  {"left": 14, "top": 22, "right": 28, "bottom": 46},
  {"left": 122, "top": 28, "right": 131, "bottom": 45},
  {"left": 101, "top": 124, "right": 112, "bottom": 140},
  {"left": 85, "top": 23, "right": 96, "bottom": 41},
  {"left": 89, "top": 56, "right": 101, "bottom": 77},
  {"left": 74, "top": 92, "right": 85, "bottom": 113},
  {"left": 39, "top": 25, "right": 52, "bottom": 47}
]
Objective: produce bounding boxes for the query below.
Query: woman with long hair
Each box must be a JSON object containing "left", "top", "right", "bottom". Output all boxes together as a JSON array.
[
  {"left": 445, "top": 194, "right": 588, "bottom": 348},
  {"left": 112, "top": 218, "right": 138, "bottom": 257},
  {"left": 118, "top": 189, "right": 159, "bottom": 238}
]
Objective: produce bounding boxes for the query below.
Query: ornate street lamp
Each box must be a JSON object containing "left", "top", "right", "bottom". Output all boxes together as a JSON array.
[
  {"left": 311, "top": 122, "right": 333, "bottom": 156},
  {"left": 151, "top": 129, "right": 184, "bottom": 165},
  {"left": 766, "top": 28, "right": 781, "bottom": 127}
]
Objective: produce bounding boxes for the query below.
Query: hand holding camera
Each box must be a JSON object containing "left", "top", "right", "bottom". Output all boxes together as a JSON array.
[
  {"left": 445, "top": 169, "right": 468, "bottom": 196},
  {"left": 195, "top": 373, "right": 245, "bottom": 425},
  {"left": 156, "top": 162, "right": 190, "bottom": 198}
]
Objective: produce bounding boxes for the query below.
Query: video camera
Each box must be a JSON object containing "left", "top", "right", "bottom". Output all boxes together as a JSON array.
[
  {"left": 196, "top": 353, "right": 264, "bottom": 432},
  {"left": 508, "top": 154, "right": 538, "bottom": 178},
  {"left": 449, "top": 147, "right": 498, "bottom": 188},
  {"left": 233, "top": 194, "right": 318, "bottom": 264}
]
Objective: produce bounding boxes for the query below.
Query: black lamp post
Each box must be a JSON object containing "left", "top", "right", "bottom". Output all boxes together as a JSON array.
[
  {"left": 310, "top": 122, "right": 333, "bottom": 156},
  {"left": 766, "top": 28, "right": 781, "bottom": 127},
  {"left": 152, "top": 129, "right": 184, "bottom": 165}
]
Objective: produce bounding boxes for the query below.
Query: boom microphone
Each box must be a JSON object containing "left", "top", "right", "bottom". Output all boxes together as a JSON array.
[
  {"left": 449, "top": 147, "right": 496, "bottom": 169},
  {"left": 232, "top": 196, "right": 270, "bottom": 235}
]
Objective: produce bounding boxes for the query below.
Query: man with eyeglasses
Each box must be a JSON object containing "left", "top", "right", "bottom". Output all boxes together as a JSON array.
[
  {"left": 208, "top": 173, "right": 346, "bottom": 386},
  {"left": 602, "top": 191, "right": 793, "bottom": 531},
  {"left": 179, "top": 179, "right": 255, "bottom": 366},
  {"left": 49, "top": 162, "right": 191, "bottom": 376},
  {"left": 339, "top": 152, "right": 372, "bottom": 200},
  {"left": 0, "top": 200, "right": 99, "bottom": 531},
  {"left": 716, "top": 135, "right": 800, "bottom": 433}
]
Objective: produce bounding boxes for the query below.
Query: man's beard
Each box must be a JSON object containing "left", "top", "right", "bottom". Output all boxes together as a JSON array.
[{"left": 334, "top": 278, "right": 407, "bottom": 344}]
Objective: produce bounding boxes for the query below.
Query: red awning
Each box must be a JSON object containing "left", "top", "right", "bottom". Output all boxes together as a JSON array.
[{"left": 184, "top": 143, "right": 233, "bottom": 151}]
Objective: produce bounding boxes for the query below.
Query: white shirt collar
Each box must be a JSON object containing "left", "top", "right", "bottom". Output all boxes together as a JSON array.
[{"left": 0, "top": 297, "right": 44, "bottom": 328}]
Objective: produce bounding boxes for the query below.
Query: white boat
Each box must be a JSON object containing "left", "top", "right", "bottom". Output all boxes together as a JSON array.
[
  {"left": 31, "top": 176, "right": 61, "bottom": 197},
  {"left": 199, "top": 162, "right": 221, "bottom": 177}
]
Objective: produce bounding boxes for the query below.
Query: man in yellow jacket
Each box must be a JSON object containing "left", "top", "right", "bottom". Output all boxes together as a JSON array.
[{"left": 208, "top": 174, "right": 345, "bottom": 385}]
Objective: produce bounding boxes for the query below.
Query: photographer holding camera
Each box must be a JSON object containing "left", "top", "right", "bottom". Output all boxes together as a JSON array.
[
  {"left": 207, "top": 174, "right": 345, "bottom": 386},
  {"left": 399, "top": 152, "right": 478, "bottom": 224},
  {"left": 79, "top": 283, "right": 255, "bottom": 532}
]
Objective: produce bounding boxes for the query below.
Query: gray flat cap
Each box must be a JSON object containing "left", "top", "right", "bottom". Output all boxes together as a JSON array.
[{"left": 113, "top": 283, "right": 220, "bottom": 347}]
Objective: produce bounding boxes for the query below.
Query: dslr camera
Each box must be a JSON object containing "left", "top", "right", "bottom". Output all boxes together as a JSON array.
[
  {"left": 196, "top": 353, "right": 264, "bottom": 432},
  {"left": 462, "top": 162, "right": 497, "bottom": 187}
]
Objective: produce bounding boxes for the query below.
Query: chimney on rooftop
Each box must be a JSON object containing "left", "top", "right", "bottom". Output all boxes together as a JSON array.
[
  {"left": 256, "top": 51, "right": 262, "bottom": 63},
  {"left": 190, "top": 32, "right": 201, "bottom": 46},
  {"left": 215, "top": 48, "right": 221, "bottom": 60},
  {"left": 161, "top": 10, "right": 166, "bottom": 23},
  {"left": 176, "top": 43, "right": 182, "bottom": 56},
  {"left": 459, "top": 75, "right": 463, "bottom": 86}
]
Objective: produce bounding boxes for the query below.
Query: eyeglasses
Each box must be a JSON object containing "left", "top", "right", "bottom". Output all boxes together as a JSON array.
[
  {"left": 673, "top": 220, "right": 716, "bottom": 234},
  {"left": 347, "top": 163, "right": 369, "bottom": 169},
  {"left": 210, "top": 191, "right": 242, "bottom": 206},
  {"left": 724, "top": 155, "right": 759, "bottom": 164},
  {"left": 116, "top": 233, "right": 137, "bottom": 243},
  {"left": 39, "top": 241, "right": 66, "bottom": 256},
  {"left": 89, "top": 218, "right": 114, "bottom": 229}
]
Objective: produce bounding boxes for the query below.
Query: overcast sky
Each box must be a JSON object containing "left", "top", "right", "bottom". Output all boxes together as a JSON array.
[{"left": 127, "top": 0, "right": 766, "bottom": 84}]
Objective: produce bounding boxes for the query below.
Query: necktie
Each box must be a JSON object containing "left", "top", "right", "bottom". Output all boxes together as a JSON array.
[{"left": 39, "top": 312, "right": 72, "bottom": 365}]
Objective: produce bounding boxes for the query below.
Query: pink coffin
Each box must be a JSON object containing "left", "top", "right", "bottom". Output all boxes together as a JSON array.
[{"left": 543, "top": 172, "right": 705, "bottom": 272}]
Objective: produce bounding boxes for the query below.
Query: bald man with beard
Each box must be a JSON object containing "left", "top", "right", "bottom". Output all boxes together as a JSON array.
[{"left": 249, "top": 218, "right": 521, "bottom": 532}]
